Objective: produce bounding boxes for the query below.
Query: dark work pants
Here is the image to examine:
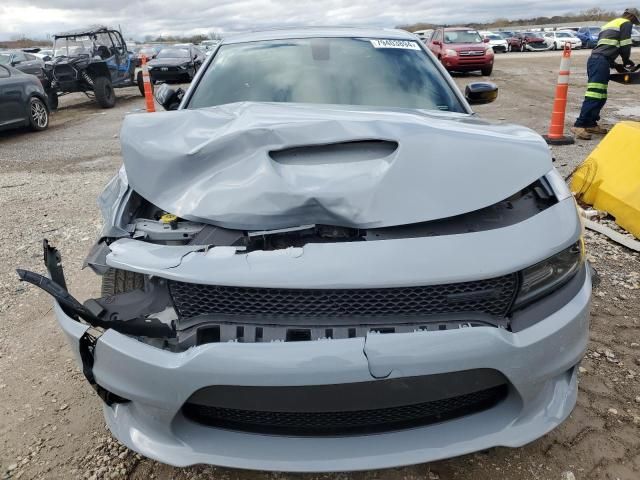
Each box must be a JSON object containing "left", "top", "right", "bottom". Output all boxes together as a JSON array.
[{"left": 574, "top": 54, "right": 611, "bottom": 127}]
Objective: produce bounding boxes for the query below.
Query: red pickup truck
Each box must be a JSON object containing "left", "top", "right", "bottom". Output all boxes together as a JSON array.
[{"left": 427, "top": 27, "right": 494, "bottom": 76}]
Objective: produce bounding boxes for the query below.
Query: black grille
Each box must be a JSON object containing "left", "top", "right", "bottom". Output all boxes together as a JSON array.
[
  {"left": 182, "top": 384, "right": 508, "bottom": 436},
  {"left": 168, "top": 274, "right": 518, "bottom": 320}
]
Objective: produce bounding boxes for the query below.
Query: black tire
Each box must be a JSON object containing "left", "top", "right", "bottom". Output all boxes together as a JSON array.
[
  {"left": 101, "top": 268, "right": 145, "bottom": 297},
  {"left": 94, "top": 76, "right": 116, "bottom": 108},
  {"left": 481, "top": 65, "right": 493, "bottom": 76},
  {"left": 27, "top": 97, "right": 48, "bottom": 131},
  {"left": 553, "top": 42, "right": 558, "bottom": 51},
  {"left": 46, "top": 89, "right": 58, "bottom": 111}
]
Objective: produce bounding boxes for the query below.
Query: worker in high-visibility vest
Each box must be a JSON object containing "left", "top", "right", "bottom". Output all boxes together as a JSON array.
[{"left": 571, "top": 8, "right": 640, "bottom": 140}]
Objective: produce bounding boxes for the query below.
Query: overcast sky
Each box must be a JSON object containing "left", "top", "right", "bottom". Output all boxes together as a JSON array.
[{"left": 0, "top": 1, "right": 631, "bottom": 41}]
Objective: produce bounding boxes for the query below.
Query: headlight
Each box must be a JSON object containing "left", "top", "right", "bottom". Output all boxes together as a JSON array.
[
  {"left": 179, "top": 64, "right": 188, "bottom": 70},
  {"left": 514, "top": 240, "right": 584, "bottom": 308},
  {"left": 444, "top": 49, "right": 458, "bottom": 57},
  {"left": 486, "top": 46, "right": 494, "bottom": 55}
]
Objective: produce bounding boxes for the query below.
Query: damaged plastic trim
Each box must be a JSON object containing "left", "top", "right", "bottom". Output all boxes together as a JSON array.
[{"left": 17, "top": 241, "right": 176, "bottom": 405}]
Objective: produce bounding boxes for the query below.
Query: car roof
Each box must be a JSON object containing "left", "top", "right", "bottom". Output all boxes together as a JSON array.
[
  {"left": 54, "top": 25, "right": 114, "bottom": 37},
  {"left": 220, "top": 26, "right": 415, "bottom": 45}
]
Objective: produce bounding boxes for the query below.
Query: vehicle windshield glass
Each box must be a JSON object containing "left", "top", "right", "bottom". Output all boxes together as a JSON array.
[
  {"left": 157, "top": 48, "right": 189, "bottom": 58},
  {"left": 487, "top": 34, "right": 502, "bottom": 40},
  {"left": 589, "top": 28, "right": 601, "bottom": 34},
  {"left": 188, "top": 37, "right": 465, "bottom": 112},
  {"left": 556, "top": 32, "right": 571, "bottom": 38},
  {"left": 53, "top": 36, "right": 93, "bottom": 57},
  {"left": 444, "top": 30, "right": 482, "bottom": 43},
  {"left": 0, "top": 53, "right": 11, "bottom": 65}
]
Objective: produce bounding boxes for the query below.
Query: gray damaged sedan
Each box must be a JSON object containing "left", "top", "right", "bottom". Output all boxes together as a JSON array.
[{"left": 20, "top": 27, "right": 591, "bottom": 472}]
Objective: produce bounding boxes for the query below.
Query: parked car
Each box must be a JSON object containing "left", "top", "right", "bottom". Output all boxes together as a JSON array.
[
  {"left": 0, "top": 65, "right": 49, "bottom": 132},
  {"left": 428, "top": 27, "right": 494, "bottom": 75},
  {"left": 543, "top": 31, "right": 582, "bottom": 50},
  {"left": 519, "top": 32, "right": 551, "bottom": 51},
  {"left": 0, "top": 50, "right": 45, "bottom": 77},
  {"left": 0, "top": 49, "right": 53, "bottom": 105},
  {"left": 498, "top": 32, "right": 525, "bottom": 52},
  {"left": 576, "top": 26, "right": 601, "bottom": 48},
  {"left": 479, "top": 31, "right": 509, "bottom": 53},
  {"left": 413, "top": 29, "right": 434, "bottom": 42},
  {"left": 44, "top": 25, "right": 141, "bottom": 110},
  {"left": 21, "top": 26, "right": 590, "bottom": 472},
  {"left": 200, "top": 39, "right": 221, "bottom": 52},
  {"left": 632, "top": 27, "right": 640, "bottom": 46},
  {"left": 145, "top": 46, "right": 205, "bottom": 85}
]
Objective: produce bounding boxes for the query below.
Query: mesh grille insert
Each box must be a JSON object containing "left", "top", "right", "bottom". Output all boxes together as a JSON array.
[
  {"left": 168, "top": 274, "right": 517, "bottom": 320},
  {"left": 182, "top": 384, "right": 508, "bottom": 436}
]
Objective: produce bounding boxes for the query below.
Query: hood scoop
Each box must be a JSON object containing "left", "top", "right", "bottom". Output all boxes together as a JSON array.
[{"left": 120, "top": 102, "right": 552, "bottom": 230}]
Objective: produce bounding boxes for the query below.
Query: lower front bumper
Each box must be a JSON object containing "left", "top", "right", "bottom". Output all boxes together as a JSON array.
[{"left": 53, "top": 265, "right": 591, "bottom": 471}]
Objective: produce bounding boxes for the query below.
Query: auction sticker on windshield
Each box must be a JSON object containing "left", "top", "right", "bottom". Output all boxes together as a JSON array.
[{"left": 370, "top": 39, "right": 421, "bottom": 50}]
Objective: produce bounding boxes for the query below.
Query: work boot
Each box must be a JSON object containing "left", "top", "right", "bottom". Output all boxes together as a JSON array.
[
  {"left": 570, "top": 127, "right": 592, "bottom": 140},
  {"left": 585, "top": 125, "right": 608, "bottom": 135}
]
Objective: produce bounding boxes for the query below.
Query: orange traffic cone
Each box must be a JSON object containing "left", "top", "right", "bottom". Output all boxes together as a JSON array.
[
  {"left": 141, "top": 55, "right": 155, "bottom": 113},
  {"left": 543, "top": 43, "right": 574, "bottom": 145}
]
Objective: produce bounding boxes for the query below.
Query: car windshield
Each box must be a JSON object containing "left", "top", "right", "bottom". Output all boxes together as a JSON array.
[
  {"left": 157, "top": 48, "right": 189, "bottom": 58},
  {"left": 487, "top": 34, "right": 502, "bottom": 40},
  {"left": 556, "top": 32, "right": 572, "bottom": 38},
  {"left": 188, "top": 37, "right": 464, "bottom": 113},
  {"left": 0, "top": 53, "right": 11, "bottom": 65},
  {"left": 444, "top": 30, "right": 482, "bottom": 43},
  {"left": 589, "top": 28, "right": 601, "bottom": 34},
  {"left": 53, "top": 36, "right": 93, "bottom": 57}
]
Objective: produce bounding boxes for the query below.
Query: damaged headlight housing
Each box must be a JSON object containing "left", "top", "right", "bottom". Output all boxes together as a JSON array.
[{"left": 514, "top": 239, "right": 584, "bottom": 308}]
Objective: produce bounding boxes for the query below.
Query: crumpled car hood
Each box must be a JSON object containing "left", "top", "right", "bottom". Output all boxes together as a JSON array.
[{"left": 120, "top": 102, "right": 552, "bottom": 230}]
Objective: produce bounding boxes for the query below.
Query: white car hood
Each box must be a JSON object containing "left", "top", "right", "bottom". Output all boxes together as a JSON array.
[{"left": 120, "top": 102, "right": 552, "bottom": 230}]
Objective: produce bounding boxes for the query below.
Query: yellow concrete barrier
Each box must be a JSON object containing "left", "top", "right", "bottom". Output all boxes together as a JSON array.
[{"left": 571, "top": 121, "right": 640, "bottom": 239}]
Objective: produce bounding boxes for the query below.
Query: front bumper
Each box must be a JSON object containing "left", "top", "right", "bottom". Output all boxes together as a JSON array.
[
  {"left": 442, "top": 56, "right": 493, "bottom": 71},
  {"left": 53, "top": 263, "right": 590, "bottom": 472}
]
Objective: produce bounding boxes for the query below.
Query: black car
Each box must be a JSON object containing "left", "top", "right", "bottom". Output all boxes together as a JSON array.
[
  {"left": 44, "top": 26, "right": 141, "bottom": 109},
  {"left": 146, "top": 46, "right": 205, "bottom": 84},
  {"left": 0, "top": 65, "right": 49, "bottom": 132},
  {"left": 0, "top": 49, "right": 52, "bottom": 88}
]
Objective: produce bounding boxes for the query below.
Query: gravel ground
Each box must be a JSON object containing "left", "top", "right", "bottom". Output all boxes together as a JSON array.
[{"left": 1, "top": 50, "right": 639, "bottom": 480}]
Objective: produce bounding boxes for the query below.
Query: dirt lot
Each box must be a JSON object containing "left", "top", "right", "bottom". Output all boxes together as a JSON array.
[{"left": 1, "top": 49, "right": 640, "bottom": 480}]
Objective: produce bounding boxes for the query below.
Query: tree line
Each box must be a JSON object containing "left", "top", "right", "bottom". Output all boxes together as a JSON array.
[{"left": 397, "top": 7, "right": 618, "bottom": 32}]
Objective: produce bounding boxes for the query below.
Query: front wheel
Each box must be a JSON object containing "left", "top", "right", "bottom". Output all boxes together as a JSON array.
[
  {"left": 94, "top": 76, "right": 116, "bottom": 108},
  {"left": 28, "top": 97, "right": 49, "bottom": 131},
  {"left": 101, "top": 268, "right": 144, "bottom": 296},
  {"left": 481, "top": 65, "right": 493, "bottom": 76}
]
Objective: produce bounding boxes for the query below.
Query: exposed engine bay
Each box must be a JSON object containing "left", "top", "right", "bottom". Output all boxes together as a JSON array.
[{"left": 19, "top": 177, "right": 559, "bottom": 352}]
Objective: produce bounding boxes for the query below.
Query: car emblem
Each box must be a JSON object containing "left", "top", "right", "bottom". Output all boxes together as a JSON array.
[{"left": 161, "top": 67, "right": 168, "bottom": 71}]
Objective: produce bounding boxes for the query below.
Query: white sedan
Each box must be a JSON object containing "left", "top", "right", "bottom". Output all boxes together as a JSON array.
[
  {"left": 543, "top": 31, "right": 582, "bottom": 50},
  {"left": 479, "top": 31, "right": 509, "bottom": 53}
]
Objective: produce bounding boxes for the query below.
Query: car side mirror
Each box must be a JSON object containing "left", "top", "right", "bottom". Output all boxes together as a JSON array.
[
  {"left": 43, "top": 56, "right": 51, "bottom": 62},
  {"left": 12, "top": 60, "right": 21, "bottom": 66},
  {"left": 154, "top": 83, "right": 184, "bottom": 111},
  {"left": 432, "top": 40, "right": 442, "bottom": 46},
  {"left": 465, "top": 82, "right": 498, "bottom": 105},
  {"left": 483, "top": 38, "right": 490, "bottom": 43}
]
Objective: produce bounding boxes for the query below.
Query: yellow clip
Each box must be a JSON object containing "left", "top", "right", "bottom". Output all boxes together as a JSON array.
[{"left": 159, "top": 213, "right": 178, "bottom": 224}]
